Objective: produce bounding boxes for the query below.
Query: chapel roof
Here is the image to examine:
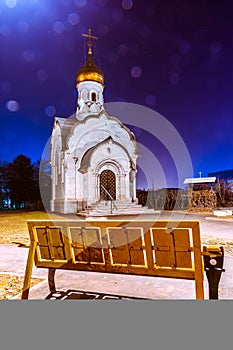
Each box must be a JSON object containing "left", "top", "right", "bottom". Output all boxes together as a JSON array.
[
  {"left": 76, "top": 29, "right": 104, "bottom": 85},
  {"left": 53, "top": 117, "right": 76, "bottom": 149},
  {"left": 78, "top": 136, "right": 132, "bottom": 174},
  {"left": 76, "top": 51, "right": 104, "bottom": 85}
]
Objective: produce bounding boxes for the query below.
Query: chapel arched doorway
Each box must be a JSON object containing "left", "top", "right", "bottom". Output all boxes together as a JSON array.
[{"left": 100, "top": 170, "right": 116, "bottom": 200}]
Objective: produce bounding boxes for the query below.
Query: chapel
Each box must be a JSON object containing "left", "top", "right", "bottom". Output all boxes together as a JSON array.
[{"left": 50, "top": 30, "right": 138, "bottom": 214}]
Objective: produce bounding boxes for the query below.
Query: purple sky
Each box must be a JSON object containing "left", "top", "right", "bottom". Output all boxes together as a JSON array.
[{"left": 1, "top": 0, "right": 233, "bottom": 188}]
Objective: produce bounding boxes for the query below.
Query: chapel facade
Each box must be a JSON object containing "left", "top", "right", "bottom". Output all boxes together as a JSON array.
[{"left": 50, "top": 30, "right": 138, "bottom": 214}]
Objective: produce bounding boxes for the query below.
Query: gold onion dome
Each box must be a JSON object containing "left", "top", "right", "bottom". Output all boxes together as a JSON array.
[{"left": 76, "top": 51, "right": 104, "bottom": 85}]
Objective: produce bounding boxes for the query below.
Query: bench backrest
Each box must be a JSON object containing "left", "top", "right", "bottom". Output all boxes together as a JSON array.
[{"left": 27, "top": 219, "right": 204, "bottom": 299}]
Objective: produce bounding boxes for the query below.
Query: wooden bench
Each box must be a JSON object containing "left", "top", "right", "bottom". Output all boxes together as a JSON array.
[{"left": 21, "top": 219, "right": 222, "bottom": 300}]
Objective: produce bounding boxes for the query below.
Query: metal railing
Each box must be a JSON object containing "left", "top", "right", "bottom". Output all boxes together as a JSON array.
[{"left": 100, "top": 184, "right": 117, "bottom": 214}]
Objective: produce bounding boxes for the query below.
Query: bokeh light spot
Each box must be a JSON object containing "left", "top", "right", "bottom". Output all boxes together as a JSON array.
[
  {"left": 75, "top": 0, "right": 87, "bottom": 8},
  {"left": 169, "top": 72, "right": 180, "bottom": 85},
  {"left": 5, "top": 0, "right": 17, "bottom": 9},
  {"left": 17, "top": 21, "right": 29, "bottom": 33},
  {"left": 6, "top": 100, "right": 20, "bottom": 112},
  {"left": 121, "top": 0, "right": 133, "bottom": 10},
  {"left": 37, "top": 69, "right": 48, "bottom": 82},
  {"left": 97, "top": 23, "right": 109, "bottom": 36},
  {"left": 145, "top": 94, "right": 157, "bottom": 107},
  {"left": 61, "top": 0, "right": 73, "bottom": 6},
  {"left": 0, "top": 24, "right": 11, "bottom": 37},
  {"left": 22, "top": 49, "right": 36, "bottom": 62},
  {"left": 210, "top": 41, "right": 222, "bottom": 54},
  {"left": 130, "top": 65, "right": 142, "bottom": 78},
  {"left": 139, "top": 25, "right": 151, "bottom": 38},
  {"left": 68, "top": 13, "right": 79, "bottom": 25},
  {"left": 112, "top": 9, "right": 124, "bottom": 22},
  {"left": 97, "top": 0, "right": 108, "bottom": 6},
  {"left": 179, "top": 40, "right": 191, "bottom": 54},
  {"left": 45, "top": 105, "right": 56, "bottom": 117},
  {"left": 117, "top": 44, "right": 128, "bottom": 56},
  {"left": 53, "top": 21, "right": 65, "bottom": 34}
]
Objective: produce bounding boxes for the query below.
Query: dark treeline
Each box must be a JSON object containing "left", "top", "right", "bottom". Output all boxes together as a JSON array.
[{"left": 0, "top": 155, "right": 51, "bottom": 210}]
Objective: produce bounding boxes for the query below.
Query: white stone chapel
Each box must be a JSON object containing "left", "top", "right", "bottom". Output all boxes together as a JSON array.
[{"left": 50, "top": 30, "right": 138, "bottom": 214}]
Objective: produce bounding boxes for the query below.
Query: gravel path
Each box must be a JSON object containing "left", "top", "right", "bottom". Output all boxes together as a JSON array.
[{"left": 0, "top": 273, "right": 44, "bottom": 300}]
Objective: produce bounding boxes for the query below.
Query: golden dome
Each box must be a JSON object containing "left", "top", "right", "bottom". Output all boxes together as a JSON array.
[{"left": 76, "top": 52, "right": 104, "bottom": 85}]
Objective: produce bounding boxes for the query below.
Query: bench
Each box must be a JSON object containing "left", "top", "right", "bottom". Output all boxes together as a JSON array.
[{"left": 21, "top": 219, "right": 224, "bottom": 300}]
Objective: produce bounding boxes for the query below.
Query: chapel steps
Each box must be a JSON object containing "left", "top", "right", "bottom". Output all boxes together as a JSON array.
[{"left": 77, "top": 200, "right": 159, "bottom": 217}]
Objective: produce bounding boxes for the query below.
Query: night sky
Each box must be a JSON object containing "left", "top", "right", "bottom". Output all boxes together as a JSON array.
[{"left": 1, "top": 0, "right": 233, "bottom": 189}]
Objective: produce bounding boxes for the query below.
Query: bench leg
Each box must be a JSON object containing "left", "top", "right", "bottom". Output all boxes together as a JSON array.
[
  {"left": 48, "top": 268, "right": 56, "bottom": 292},
  {"left": 21, "top": 241, "right": 36, "bottom": 299}
]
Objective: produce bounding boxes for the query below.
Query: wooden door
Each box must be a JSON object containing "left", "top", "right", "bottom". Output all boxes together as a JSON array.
[{"left": 100, "top": 170, "right": 116, "bottom": 200}]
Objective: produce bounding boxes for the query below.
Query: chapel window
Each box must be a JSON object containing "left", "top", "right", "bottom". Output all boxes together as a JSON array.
[{"left": 91, "top": 92, "right": 97, "bottom": 102}]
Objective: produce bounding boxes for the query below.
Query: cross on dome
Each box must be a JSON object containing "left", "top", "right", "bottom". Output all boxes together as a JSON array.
[{"left": 82, "top": 28, "right": 98, "bottom": 55}]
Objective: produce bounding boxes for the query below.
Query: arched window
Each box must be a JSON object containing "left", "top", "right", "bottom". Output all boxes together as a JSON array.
[{"left": 91, "top": 92, "right": 97, "bottom": 102}]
